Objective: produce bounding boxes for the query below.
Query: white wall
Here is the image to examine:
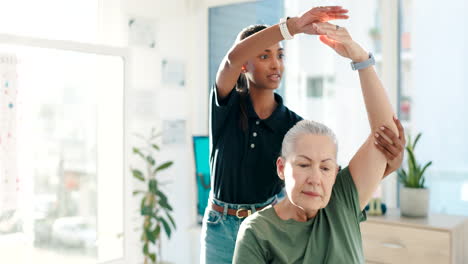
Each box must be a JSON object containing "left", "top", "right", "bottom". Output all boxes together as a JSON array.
[
  {"left": 412, "top": 0, "right": 468, "bottom": 177},
  {"left": 120, "top": 1, "right": 200, "bottom": 263}
]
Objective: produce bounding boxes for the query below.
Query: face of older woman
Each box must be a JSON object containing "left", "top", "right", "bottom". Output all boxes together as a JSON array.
[{"left": 277, "top": 134, "right": 339, "bottom": 214}]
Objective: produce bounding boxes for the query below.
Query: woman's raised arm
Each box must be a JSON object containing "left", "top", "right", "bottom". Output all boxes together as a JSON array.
[{"left": 314, "top": 22, "right": 398, "bottom": 209}]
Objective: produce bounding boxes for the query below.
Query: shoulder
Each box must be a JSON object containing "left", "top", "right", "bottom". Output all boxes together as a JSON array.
[
  {"left": 330, "top": 166, "right": 367, "bottom": 222},
  {"left": 234, "top": 207, "right": 275, "bottom": 263},
  {"left": 273, "top": 93, "right": 303, "bottom": 125},
  {"left": 337, "top": 166, "right": 353, "bottom": 181},
  {"left": 239, "top": 206, "right": 277, "bottom": 236},
  {"left": 210, "top": 84, "right": 240, "bottom": 108},
  {"left": 241, "top": 206, "right": 275, "bottom": 226},
  {"left": 332, "top": 166, "right": 355, "bottom": 195},
  {"left": 280, "top": 100, "right": 303, "bottom": 124}
]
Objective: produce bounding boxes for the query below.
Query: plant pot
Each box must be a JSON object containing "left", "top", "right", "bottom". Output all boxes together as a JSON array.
[{"left": 399, "top": 187, "right": 430, "bottom": 217}]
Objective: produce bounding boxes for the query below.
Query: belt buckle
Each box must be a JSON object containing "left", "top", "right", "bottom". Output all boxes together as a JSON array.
[{"left": 235, "top": 208, "right": 251, "bottom": 219}]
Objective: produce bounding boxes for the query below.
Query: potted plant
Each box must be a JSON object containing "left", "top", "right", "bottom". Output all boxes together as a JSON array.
[
  {"left": 398, "top": 132, "right": 433, "bottom": 217},
  {"left": 131, "top": 128, "right": 176, "bottom": 264}
]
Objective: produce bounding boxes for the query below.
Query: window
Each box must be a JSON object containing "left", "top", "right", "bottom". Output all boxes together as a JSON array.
[
  {"left": 0, "top": 40, "right": 125, "bottom": 264},
  {"left": 398, "top": 0, "right": 468, "bottom": 215},
  {"left": 306, "top": 77, "right": 324, "bottom": 98},
  {"left": 0, "top": 0, "right": 124, "bottom": 47}
]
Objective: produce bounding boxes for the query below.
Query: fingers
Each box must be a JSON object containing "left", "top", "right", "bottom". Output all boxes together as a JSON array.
[
  {"left": 318, "top": 29, "right": 349, "bottom": 44},
  {"left": 313, "top": 23, "right": 349, "bottom": 38},
  {"left": 313, "top": 23, "right": 336, "bottom": 37},
  {"left": 319, "top": 35, "right": 336, "bottom": 49},
  {"left": 374, "top": 129, "right": 402, "bottom": 158},
  {"left": 309, "top": 6, "right": 349, "bottom": 21},
  {"left": 314, "top": 22, "right": 338, "bottom": 31},
  {"left": 394, "top": 115, "right": 406, "bottom": 143},
  {"left": 314, "top": 6, "right": 348, "bottom": 13},
  {"left": 328, "top": 14, "right": 350, "bottom": 20},
  {"left": 378, "top": 125, "right": 399, "bottom": 145},
  {"left": 374, "top": 138, "right": 397, "bottom": 160}
]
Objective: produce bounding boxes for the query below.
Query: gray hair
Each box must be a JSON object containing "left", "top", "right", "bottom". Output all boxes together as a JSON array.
[{"left": 281, "top": 120, "right": 338, "bottom": 158}]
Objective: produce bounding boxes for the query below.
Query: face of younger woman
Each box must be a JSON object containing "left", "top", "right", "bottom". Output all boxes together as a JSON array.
[{"left": 243, "top": 43, "right": 285, "bottom": 90}]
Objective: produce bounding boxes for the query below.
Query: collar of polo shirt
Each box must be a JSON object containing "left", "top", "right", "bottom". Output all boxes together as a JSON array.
[{"left": 246, "top": 93, "right": 288, "bottom": 132}]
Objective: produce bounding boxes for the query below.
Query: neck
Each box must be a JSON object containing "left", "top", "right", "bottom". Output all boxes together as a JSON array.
[
  {"left": 275, "top": 197, "right": 318, "bottom": 222},
  {"left": 249, "top": 85, "right": 277, "bottom": 120}
]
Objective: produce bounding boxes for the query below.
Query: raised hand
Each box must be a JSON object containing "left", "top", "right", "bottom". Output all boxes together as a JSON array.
[
  {"left": 291, "top": 6, "right": 349, "bottom": 35},
  {"left": 313, "top": 22, "right": 369, "bottom": 62},
  {"left": 374, "top": 115, "right": 406, "bottom": 177}
]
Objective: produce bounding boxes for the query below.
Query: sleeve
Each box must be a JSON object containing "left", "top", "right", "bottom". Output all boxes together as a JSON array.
[
  {"left": 233, "top": 222, "right": 267, "bottom": 264},
  {"left": 331, "top": 166, "right": 367, "bottom": 222},
  {"left": 210, "top": 84, "right": 238, "bottom": 139}
]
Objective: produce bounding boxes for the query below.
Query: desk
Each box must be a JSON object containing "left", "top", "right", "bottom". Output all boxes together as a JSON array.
[{"left": 361, "top": 209, "right": 468, "bottom": 264}]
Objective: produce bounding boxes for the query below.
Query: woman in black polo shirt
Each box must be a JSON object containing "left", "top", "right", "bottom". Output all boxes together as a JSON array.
[{"left": 200, "top": 6, "right": 405, "bottom": 264}]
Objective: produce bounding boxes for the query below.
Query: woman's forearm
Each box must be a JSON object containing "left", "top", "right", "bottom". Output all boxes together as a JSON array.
[
  {"left": 227, "top": 20, "right": 298, "bottom": 68},
  {"left": 358, "top": 65, "right": 398, "bottom": 136}
]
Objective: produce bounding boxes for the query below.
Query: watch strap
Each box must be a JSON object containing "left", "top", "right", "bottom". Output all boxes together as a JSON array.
[{"left": 351, "top": 52, "right": 375, "bottom": 70}]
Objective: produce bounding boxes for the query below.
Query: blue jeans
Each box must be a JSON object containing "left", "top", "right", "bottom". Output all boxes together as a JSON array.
[{"left": 199, "top": 195, "right": 277, "bottom": 264}]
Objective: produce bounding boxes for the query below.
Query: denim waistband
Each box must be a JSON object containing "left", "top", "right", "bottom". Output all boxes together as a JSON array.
[{"left": 211, "top": 195, "right": 277, "bottom": 214}]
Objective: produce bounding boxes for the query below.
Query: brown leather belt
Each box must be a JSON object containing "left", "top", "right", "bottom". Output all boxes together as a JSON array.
[{"left": 211, "top": 200, "right": 276, "bottom": 219}]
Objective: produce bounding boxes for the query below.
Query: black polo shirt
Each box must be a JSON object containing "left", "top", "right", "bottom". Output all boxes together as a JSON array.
[{"left": 209, "top": 86, "right": 303, "bottom": 204}]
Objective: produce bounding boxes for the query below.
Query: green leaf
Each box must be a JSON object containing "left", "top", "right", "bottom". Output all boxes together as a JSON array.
[
  {"left": 149, "top": 179, "right": 158, "bottom": 194},
  {"left": 401, "top": 132, "right": 432, "bottom": 188},
  {"left": 397, "top": 169, "right": 408, "bottom": 186},
  {"left": 413, "top": 133, "right": 422, "bottom": 149},
  {"left": 132, "top": 147, "right": 145, "bottom": 159},
  {"left": 146, "top": 155, "right": 156, "bottom": 166},
  {"left": 418, "top": 161, "right": 432, "bottom": 187},
  {"left": 140, "top": 195, "right": 153, "bottom": 216},
  {"left": 140, "top": 196, "right": 147, "bottom": 211},
  {"left": 166, "top": 211, "right": 176, "bottom": 229},
  {"left": 419, "top": 161, "right": 432, "bottom": 177},
  {"left": 157, "top": 191, "right": 173, "bottom": 211},
  {"left": 143, "top": 242, "right": 149, "bottom": 255},
  {"left": 154, "top": 161, "right": 173, "bottom": 173},
  {"left": 141, "top": 206, "right": 153, "bottom": 216},
  {"left": 132, "top": 190, "right": 145, "bottom": 196},
  {"left": 406, "top": 147, "right": 417, "bottom": 176},
  {"left": 145, "top": 228, "right": 155, "bottom": 243},
  {"left": 132, "top": 169, "right": 145, "bottom": 182},
  {"left": 156, "top": 190, "right": 168, "bottom": 202},
  {"left": 152, "top": 224, "right": 161, "bottom": 239},
  {"left": 148, "top": 253, "right": 156, "bottom": 263},
  {"left": 158, "top": 217, "right": 172, "bottom": 239},
  {"left": 151, "top": 144, "right": 160, "bottom": 151}
]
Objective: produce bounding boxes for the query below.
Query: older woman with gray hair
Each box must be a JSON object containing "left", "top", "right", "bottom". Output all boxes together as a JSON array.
[{"left": 232, "top": 21, "right": 405, "bottom": 264}]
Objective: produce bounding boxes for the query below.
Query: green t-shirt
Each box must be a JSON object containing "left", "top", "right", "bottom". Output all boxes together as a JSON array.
[{"left": 233, "top": 166, "right": 367, "bottom": 264}]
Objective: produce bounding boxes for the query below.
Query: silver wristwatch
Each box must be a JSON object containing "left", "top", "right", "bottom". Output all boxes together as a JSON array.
[{"left": 351, "top": 52, "right": 375, "bottom": 71}]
